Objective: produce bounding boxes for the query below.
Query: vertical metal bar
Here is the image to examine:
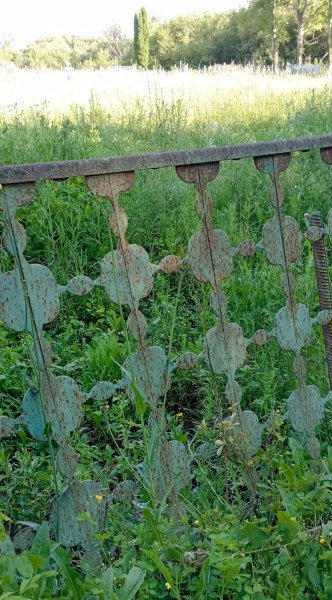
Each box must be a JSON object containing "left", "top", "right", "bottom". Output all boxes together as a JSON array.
[{"left": 308, "top": 213, "right": 332, "bottom": 388}]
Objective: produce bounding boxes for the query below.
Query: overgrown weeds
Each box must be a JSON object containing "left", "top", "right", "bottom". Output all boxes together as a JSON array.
[{"left": 0, "top": 77, "right": 332, "bottom": 598}]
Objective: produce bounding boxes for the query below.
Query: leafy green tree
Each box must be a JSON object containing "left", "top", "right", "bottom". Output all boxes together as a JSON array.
[
  {"left": 104, "top": 24, "right": 128, "bottom": 64},
  {"left": 134, "top": 13, "right": 139, "bottom": 62},
  {"left": 0, "top": 37, "right": 19, "bottom": 65},
  {"left": 21, "top": 37, "right": 71, "bottom": 69},
  {"left": 246, "top": 0, "right": 292, "bottom": 69},
  {"left": 294, "top": 0, "right": 310, "bottom": 64},
  {"left": 135, "top": 7, "right": 149, "bottom": 69},
  {"left": 63, "top": 36, "right": 111, "bottom": 69}
]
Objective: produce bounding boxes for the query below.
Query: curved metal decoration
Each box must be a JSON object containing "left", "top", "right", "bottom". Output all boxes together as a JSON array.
[
  {"left": 176, "top": 162, "right": 270, "bottom": 461},
  {"left": 0, "top": 183, "right": 106, "bottom": 548},
  {"left": 255, "top": 155, "right": 332, "bottom": 458},
  {"left": 85, "top": 172, "right": 191, "bottom": 514},
  {"left": 1, "top": 140, "right": 332, "bottom": 550}
]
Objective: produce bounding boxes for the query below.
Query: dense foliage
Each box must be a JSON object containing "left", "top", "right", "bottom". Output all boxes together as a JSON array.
[
  {"left": 0, "top": 0, "right": 331, "bottom": 70},
  {"left": 134, "top": 7, "right": 149, "bottom": 69}
]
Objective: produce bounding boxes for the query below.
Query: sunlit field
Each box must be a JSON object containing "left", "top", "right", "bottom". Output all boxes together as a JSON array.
[
  {"left": 0, "top": 64, "right": 329, "bottom": 114},
  {"left": 1, "top": 67, "right": 332, "bottom": 598}
]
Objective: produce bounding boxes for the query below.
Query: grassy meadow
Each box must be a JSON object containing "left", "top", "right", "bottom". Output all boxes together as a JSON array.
[{"left": 1, "top": 68, "right": 332, "bottom": 598}]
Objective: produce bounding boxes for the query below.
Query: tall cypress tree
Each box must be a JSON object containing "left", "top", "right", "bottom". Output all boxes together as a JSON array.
[
  {"left": 134, "top": 7, "right": 149, "bottom": 69},
  {"left": 134, "top": 13, "right": 139, "bottom": 62}
]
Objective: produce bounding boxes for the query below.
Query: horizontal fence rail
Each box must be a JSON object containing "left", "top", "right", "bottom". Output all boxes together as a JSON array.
[
  {"left": 1, "top": 134, "right": 332, "bottom": 553},
  {"left": 0, "top": 134, "right": 332, "bottom": 183}
]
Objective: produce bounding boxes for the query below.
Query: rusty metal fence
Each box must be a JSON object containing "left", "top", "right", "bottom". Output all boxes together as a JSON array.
[{"left": 1, "top": 134, "right": 332, "bottom": 549}]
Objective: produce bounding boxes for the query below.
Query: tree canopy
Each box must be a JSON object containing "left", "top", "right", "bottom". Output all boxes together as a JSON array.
[{"left": 0, "top": 0, "right": 330, "bottom": 71}]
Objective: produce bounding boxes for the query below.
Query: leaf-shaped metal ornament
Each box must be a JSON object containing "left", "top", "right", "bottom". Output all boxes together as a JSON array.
[{"left": 49, "top": 480, "right": 106, "bottom": 547}]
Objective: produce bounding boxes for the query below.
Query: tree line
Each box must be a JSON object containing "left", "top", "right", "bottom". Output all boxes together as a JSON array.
[{"left": 1, "top": 0, "right": 331, "bottom": 71}]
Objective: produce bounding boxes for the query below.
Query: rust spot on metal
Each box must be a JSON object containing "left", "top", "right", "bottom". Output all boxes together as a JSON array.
[
  {"left": 159, "top": 255, "right": 182, "bottom": 274},
  {"left": 252, "top": 329, "right": 269, "bottom": 346},
  {"left": 321, "top": 147, "right": 332, "bottom": 165},
  {"left": 176, "top": 162, "right": 219, "bottom": 184},
  {"left": 238, "top": 240, "right": 256, "bottom": 257}
]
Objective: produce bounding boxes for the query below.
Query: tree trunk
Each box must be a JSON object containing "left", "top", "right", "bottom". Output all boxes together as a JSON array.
[
  {"left": 296, "top": 0, "right": 309, "bottom": 65},
  {"left": 272, "top": 0, "right": 279, "bottom": 73}
]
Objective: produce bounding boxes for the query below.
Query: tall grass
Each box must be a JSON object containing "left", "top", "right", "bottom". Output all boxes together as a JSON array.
[{"left": 0, "top": 72, "right": 332, "bottom": 536}]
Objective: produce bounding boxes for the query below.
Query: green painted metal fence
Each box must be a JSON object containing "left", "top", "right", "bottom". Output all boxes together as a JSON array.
[{"left": 1, "top": 135, "right": 332, "bottom": 550}]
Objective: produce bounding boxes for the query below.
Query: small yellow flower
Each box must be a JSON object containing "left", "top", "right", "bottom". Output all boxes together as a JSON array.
[
  {"left": 329, "top": 531, "right": 332, "bottom": 537},
  {"left": 290, "top": 517, "right": 297, "bottom": 523},
  {"left": 194, "top": 519, "right": 200, "bottom": 526},
  {"left": 240, "top": 552, "right": 246, "bottom": 557},
  {"left": 95, "top": 495, "right": 103, "bottom": 503},
  {"left": 176, "top": 412, "right": 184, "bottom": 417},
  {"left": 100, "top": 404, "right": 109, "bottom": 410},
  {"left": 165, "top": 582, "right": 172, "bottom": 590},
  {"left": 320, "top": 537, "right": 326, "bottom": 545}
]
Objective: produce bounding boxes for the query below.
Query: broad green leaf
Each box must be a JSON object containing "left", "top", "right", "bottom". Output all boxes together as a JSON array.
[
  {"left": 161, "top": 548, "right": 181, "bottom": 562},
  {"left": 102, "top": 566, "right": 114, "bottom": 599},
  {"left": 119, "top": 566, "right": 146, "bottom": 600},
  {"left": 28, "top": 555, "right": 44, "bottom": 569},
  {"left": 142, "top": 509, "right": 162, "bottom": 543},
  {"left": 20, "top": 571, "right": 57, "bottom": 594},
  {"left": 277, "top": 511, "right": 300, "bottom": 543},
  {"left": 305, "top": 556, "right": 321, "bottom": 589},
  {"left": 240, "top": 522, "right": 268, "bottom": 550},
  {"left": 143, "top": 549, "right": 173, "bottom": 585},
  {"left": 30, "top": 522, "right": 50, "bottom": 559},
  {"left": 132, "top": 382, "right": 146, "bottom": 417},
  {"left": 51, "top": 546, "right": 79, "bottom": 600},
  {"left": 15, "top": 555, "right": 33, "bottom": 579}
]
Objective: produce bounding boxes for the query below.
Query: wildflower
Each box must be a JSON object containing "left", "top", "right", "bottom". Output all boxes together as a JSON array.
[
  {"left": 290, "top": 517, "right": 297, "bottom": 523},
  {"left": 165, "top": 582, "right": 172, "bottom": 590},
  {"left": 95, "top": 495, "right": 103, "bottom": 503},
  {"left": 319, "top": 537, "right": 326, "bottom": 545},
  {"left": 100, "top": 404, "right": 109, "bottom": 410},
  {"left": 176, "top": 412, "right": 184, "bottom": 417},
  {"left": 194, "top": 519, "right": 200, "bottom": 526},
  {"left": 240, "top": 552, "right": 246, "bottom": 557},
  {"left": 329, "top": 531, "right": 332, "bottom": 536}
]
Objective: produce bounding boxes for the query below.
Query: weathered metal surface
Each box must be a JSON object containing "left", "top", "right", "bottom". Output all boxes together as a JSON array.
[
  {"left": 0, "top": 183, "right": 105, "bottom": 548},
  {"left": 254, "top": 155, "right": 332, "bottom": 458},
  {"left": 86, "top": 172, "right": 191, "bottom": 510},
  {"left": 1, "top": 135, "right": 332, "bottom": 549},
  {"left": 0, "top": 135, "right": 331, "bottom": 184},
  {"left": 307, "top": 213, "right": 332, "bottom": 388},
  {"left": 321, "top": 147, "right": 332, "bottom": 165},
  {"left": 49, "top": 480, "right": 107, "bottom": 547},
  {"left": 176, "top": 162, "right": 266, "bottom": 461}
]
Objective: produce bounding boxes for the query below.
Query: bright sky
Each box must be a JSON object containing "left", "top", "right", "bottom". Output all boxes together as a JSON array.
[{"left": 2, "top": 0, "right": 248, "bottom": 48}]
